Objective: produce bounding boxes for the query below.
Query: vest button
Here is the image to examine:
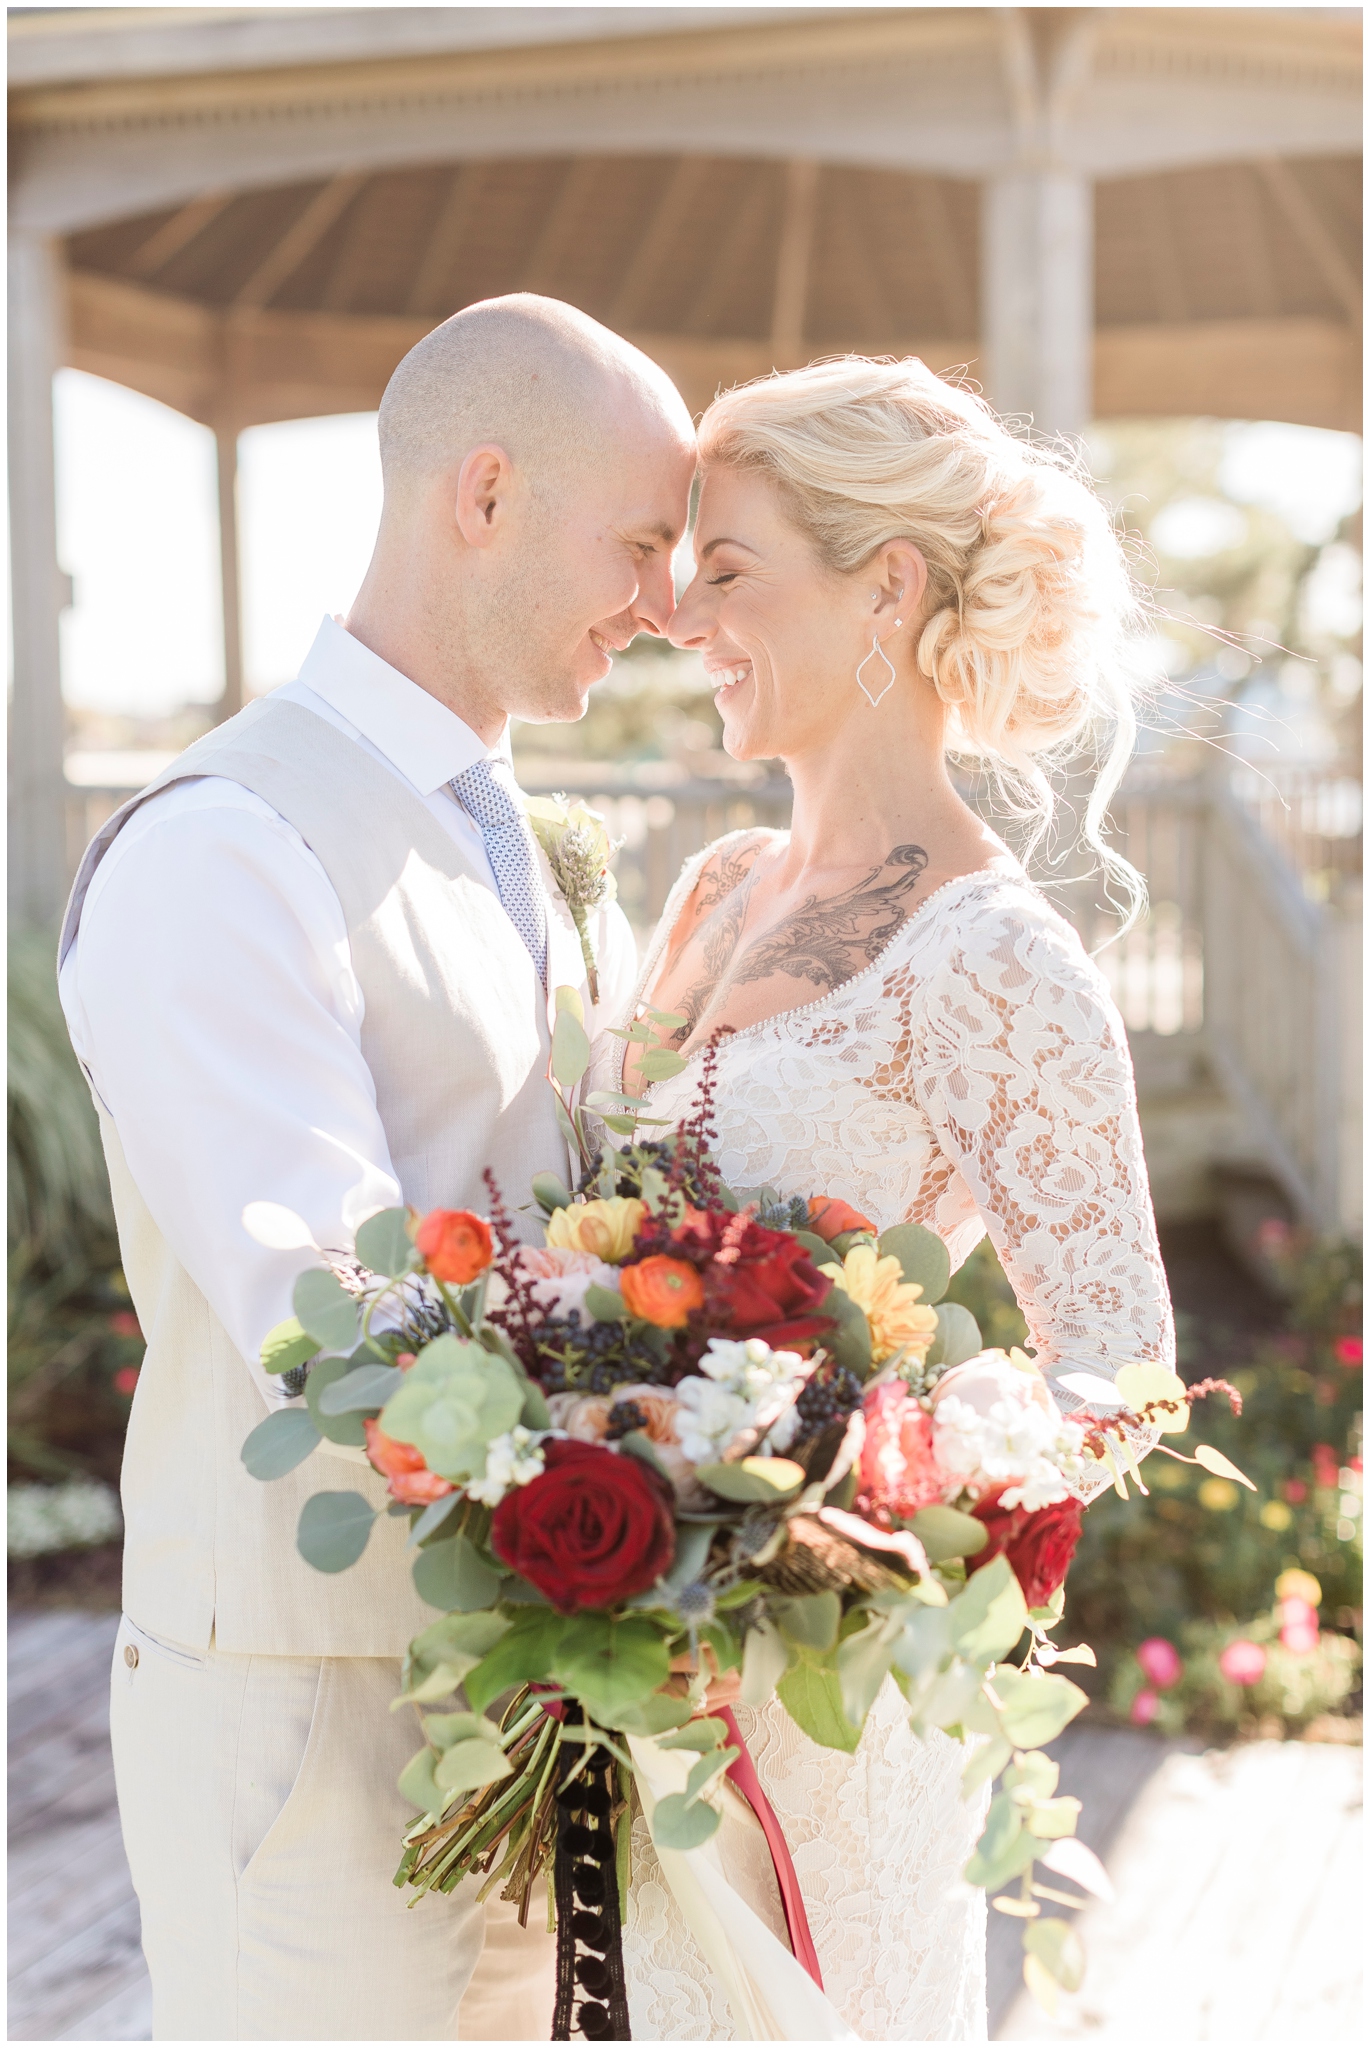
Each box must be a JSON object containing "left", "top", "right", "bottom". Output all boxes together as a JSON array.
[{"left": 124, "top": 1643, "right": 139, "bottom": 1670}]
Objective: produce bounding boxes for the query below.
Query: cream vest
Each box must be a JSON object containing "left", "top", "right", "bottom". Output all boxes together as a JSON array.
[{"left": 60, "top": 697, "right": 570, "bottom": 1656}]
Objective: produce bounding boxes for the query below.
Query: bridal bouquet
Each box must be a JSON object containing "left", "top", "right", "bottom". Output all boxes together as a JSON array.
[{"left": 243, "top": 996, "right": 1246, "bottom": 2033}]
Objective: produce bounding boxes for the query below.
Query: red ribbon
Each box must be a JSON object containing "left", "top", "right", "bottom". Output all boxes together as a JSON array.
[{"left": 717, "top": 1706, "right": 825, "bottom": 1991}]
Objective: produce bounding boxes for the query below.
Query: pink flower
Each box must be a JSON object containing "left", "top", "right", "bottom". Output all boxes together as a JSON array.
[
  {"left": 1283, "top": 1478, "right": 1308, "bottom": 1504},
  {"left": 1333, "top": 1336, "right": 1362, "bottom": 1367},
  {"left": 858, "top": 1383, "right": 950, "bottom": 1522},
  {"left": 1218, "top": 1639, "right": 1267, "bottom": 1686},
  {"left": 1277, "top": 1600, "right": 1320, "bottom": 1654},
  {"left": 113, "top": 1366, "right": 140, "bottom": 1397},
  {"left": 1135, "top": 1637, "right": 1183, "bottom": 1689},
  {"left": 109, "top": 1311, "right": 141, "bottom": 1339},
  {"left": 928, "top": 1350, "right": 1054, "bottom": 1420},
  {"left": 1130, "top": 1688, "right": 1160, "bottom": 1726}
]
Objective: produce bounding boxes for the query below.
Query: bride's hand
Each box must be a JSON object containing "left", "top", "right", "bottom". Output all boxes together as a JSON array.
[{"left": 666, "top": 1645, "right": 742, "bottom": 1715}]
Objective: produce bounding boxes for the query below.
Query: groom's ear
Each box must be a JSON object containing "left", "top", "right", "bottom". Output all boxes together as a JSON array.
[{"left": 454, "top": 444, "right": 514, "bottom": 548}]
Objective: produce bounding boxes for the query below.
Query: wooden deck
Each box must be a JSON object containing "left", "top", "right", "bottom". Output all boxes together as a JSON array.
[{"left": 7, "top": 1610, "right": 1362, "bottom": 2043}]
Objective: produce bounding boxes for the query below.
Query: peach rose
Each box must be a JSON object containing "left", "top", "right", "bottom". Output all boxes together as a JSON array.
[
  {"left": 363, "top": 1418, "right": 455, "bottom": 1506},
  {"left": 620, "top": 1255, "right": 705, "bottom": 1328},
  {"left": 546, "top": 1385, "right": 706, "bottom": 1506}
]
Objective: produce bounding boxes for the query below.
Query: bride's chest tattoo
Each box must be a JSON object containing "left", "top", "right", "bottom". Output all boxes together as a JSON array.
[{"left": 658, "top": 842, "right": 929, "bottom": 1044}]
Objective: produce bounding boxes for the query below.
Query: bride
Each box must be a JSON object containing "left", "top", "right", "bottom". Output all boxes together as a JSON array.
[{"left": 589, "top": 356, "right": 1175, "bottom": 2040}]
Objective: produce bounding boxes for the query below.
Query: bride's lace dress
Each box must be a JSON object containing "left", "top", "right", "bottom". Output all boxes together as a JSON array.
[{"left": 588, "top": 835, "right": 1175, "bottom": 2043}]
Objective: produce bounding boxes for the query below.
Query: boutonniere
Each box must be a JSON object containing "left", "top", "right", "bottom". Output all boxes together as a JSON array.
[{"left": 523, "top": 792, "right": 621, "bottom": 1004}]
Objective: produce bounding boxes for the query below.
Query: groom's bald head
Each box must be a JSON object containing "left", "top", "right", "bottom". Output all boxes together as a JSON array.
[
  {"left": 350, "top": 295, "right": 695, "bottom": 736},
  {"left": 378, "top": 293, "right": 691, "bottom": 500}
]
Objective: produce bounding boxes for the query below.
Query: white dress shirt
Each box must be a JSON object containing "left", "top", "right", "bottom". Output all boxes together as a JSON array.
[{"left": 60, "top": 617, "right": 637, "bottom": 1387}]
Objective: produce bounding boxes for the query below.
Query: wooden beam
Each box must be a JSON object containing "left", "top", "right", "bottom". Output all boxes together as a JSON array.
[
  {"left": 63, "top": 272, "right": 1363, "bottom": 434},
  {"left": 126, "top": 189, "right": 235, "bottom": 280},
  {"left": 610, "top": 157, "right": 714, "bottom": 330},
  {"left": 770, "top": 159, "right": 819, "bottom": 359},
  {"left": 519, "top": 158, "right": 603, "bottom": 296},
  {"left": 233, "top": 171, "right": 368, "bottom": 310},
  {"left": 687, "top": 169, "right": 777, "bottom": 339},
  {"left": 1256, "top": 157, "right": 1362, "bottom": 330},
  {"left": 406, "top": 163, "right": 486, "bottom": 318},
  {"left": 1234, "top": 164, "right": 1279, "bottom": 320}
]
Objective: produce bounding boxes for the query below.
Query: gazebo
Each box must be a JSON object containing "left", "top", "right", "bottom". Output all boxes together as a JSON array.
[{"left": 8, "top": 4, "right": 1362, "bottom": 929}]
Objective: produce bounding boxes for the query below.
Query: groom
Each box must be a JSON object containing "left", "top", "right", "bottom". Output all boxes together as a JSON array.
[{"left": 57, "top": 295, "right": 695, "bottom": 2040}]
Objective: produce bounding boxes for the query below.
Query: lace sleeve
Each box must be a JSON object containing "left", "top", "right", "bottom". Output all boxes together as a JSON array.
[{"left": 911, "top": 899, "right": 1175, "bottom": 1432}]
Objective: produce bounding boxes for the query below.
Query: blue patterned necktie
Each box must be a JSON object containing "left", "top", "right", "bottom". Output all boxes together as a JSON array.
[{"left": 450, "top": 756, "right": 549, "bottom": 987}]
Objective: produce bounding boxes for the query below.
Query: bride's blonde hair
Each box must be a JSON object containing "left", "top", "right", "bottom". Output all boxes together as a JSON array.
[{"left": 697, "top": 355, "right": 1148, "bottom": 929}]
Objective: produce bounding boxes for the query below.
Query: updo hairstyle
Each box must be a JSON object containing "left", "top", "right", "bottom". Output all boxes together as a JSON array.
[{"left": 697, "top": 356, "right": 1148, "bottom": 926}]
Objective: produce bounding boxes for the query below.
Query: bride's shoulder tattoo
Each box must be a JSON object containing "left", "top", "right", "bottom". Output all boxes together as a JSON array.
[{"left": 733, "top": 842, "right": 928, "bottom": 992}]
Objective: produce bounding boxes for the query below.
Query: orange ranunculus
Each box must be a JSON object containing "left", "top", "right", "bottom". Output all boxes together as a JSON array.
[
  {"left": 363, "top": 1418, "right": 455, "bottom": 1506},
  {"left": 807, "top": 1196, "right": 877, "bottom": 1242},
  {"left": 414, "top": 1208, "right": 493, "bottom": 1284},
  {"left": 620, "top": 1254, "right": 706, "bottom": 1329}
]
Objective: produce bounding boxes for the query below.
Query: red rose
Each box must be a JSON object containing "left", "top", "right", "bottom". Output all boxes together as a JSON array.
[
  {"left": 414, "top": 1208, "right": 493, "bottom": 1285},
  {"left": 671, "top": 1210, "right": 834, "bottom": 1349},
  {"left": 967, "top": 1488, "right": 1084, "bottom": 1609},
  {"left": 490, "top": 1440, "right": 675, "bottom": 1612}
]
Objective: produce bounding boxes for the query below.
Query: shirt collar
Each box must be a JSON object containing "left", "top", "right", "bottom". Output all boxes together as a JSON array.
[{"left": 295, "top": 615, "right": 509, "bottom": 795}]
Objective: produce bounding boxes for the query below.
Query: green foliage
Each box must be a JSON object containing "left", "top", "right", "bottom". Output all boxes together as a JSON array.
[
  {"left": 296, "top": 1490, "right": 377, "bottom": 1572},
  {"left": 8, "top": 932, "right": 113, "bottom": 1264},
  {"left": 941, "top": 1238, "right": 1030, "bottom": 1353},
  {"left": 412, "top": 1532, "right": 502, "bottom": 1612},
  {"left": 1110, "top": 1609, "right": 1361, "bottom": 1739},
  {"left": 240, "top": 1407, "right": 321, "bottom": 1480}
]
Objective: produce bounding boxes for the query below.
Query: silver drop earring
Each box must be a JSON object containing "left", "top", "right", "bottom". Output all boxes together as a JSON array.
[{"left": 855, "top": 633, "right": 896, "bottom": 709}]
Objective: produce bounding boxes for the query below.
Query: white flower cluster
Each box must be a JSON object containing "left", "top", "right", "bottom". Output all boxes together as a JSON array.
[
  {"left": 931, "top": 1395, "right": 1088, "bottom": 1512},
  {"left": 7, "top": 1480, "right": 123, "bottom": 1559},
  {"left": 674, "top": 1338, "right": 811, "bottom": 1466},
  {"left": 466, "top": 1427, "right": 549, "bottom": 1508}
]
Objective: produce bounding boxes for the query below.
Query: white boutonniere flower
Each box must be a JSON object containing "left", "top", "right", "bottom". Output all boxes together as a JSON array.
[{"left": 523, "top": 792, "right": 621, "bottom": 1003}]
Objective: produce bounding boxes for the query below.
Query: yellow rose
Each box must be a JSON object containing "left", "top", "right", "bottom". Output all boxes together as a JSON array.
[
  {"left": 821, "top": 1244, "right": 939, "bottom": 1364},
  {"left": 545, "top": 1196, "right": 646, "bottom": 1264}
]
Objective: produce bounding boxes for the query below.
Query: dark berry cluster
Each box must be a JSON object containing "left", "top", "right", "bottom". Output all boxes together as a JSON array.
[
  {"left": 524, "top": 1312, "right": 676, "bottom": 1395},
  {"left": 793, "top": 1361, "right": 865, "bottom": 1433},
  {"left": 604, "top": 1399, "right": 648, "bottom": 1439}
]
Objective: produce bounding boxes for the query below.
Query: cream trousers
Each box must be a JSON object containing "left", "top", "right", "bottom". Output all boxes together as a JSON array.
[{"left": 109, "top": 1614, "right": 557, "bottom": 2041}]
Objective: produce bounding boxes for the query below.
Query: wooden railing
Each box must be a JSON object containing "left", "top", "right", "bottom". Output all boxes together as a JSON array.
[{"left": 64, "top": 756, "right": 1362, "bottom": 1233}]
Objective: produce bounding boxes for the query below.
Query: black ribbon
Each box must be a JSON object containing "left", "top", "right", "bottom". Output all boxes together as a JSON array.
[{"left": 550, "top": 1718, "right": 631, "bottom": 2041}]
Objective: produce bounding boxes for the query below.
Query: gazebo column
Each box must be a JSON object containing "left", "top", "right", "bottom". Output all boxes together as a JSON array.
[
  {"left": 7, "top": 231, "right": 69, "bottom": 929},
  {"left": 982, "top": 167, "right": 1094, "bottom": 440},
  {"left": 214, "top": 415, "right": 244, "bottom": 721}
]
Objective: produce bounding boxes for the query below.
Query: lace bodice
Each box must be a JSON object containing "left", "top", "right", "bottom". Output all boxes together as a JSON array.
[
  {"left": 590, "top": 836, "right": 1176, "bottom": 1410},
  {"left": 596, "top": 836, "right": 1174, "bottom": 2041}
]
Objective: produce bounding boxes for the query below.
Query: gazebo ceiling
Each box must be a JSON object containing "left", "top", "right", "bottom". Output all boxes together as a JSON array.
[{"left": 65, "top": 148, "right": 1362, "bottom": 430}]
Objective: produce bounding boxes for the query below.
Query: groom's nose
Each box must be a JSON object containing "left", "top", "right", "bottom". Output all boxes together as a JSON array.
[{"left": 624, "top": 548, "right": 679, "bottom": 639}]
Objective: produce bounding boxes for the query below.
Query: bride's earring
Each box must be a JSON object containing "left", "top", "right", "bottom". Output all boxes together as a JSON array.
[{"left": 855, "top": 633, "right": 897, "bottom": 709}]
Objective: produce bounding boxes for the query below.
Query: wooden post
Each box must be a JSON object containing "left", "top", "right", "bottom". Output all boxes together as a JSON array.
[
  {"left": 7, "top": 231, "right": 69, "bottom": 929},
  {"left": 982, "top": 167, "right": 1093, "bottom": 439},
  {"left": 214, "top": 415, "right": 243, "bottom": 721}
]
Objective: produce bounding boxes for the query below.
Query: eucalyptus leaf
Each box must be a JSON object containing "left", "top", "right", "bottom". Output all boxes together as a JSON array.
[
  {"left": 739, "top": 1619, "right": 791, "bottom": 1706},
  {"left": 835, "top": 1612, "right": 903, "bottom": 1729},
  {"left": 651, "top": 1792, "right": 721, "bottom": 1851},
  {"left": 613, "top": 1693, "right": 694, "bottom": 1737},
  {"left": 292, "top": 1267, "right": 360, "bottom": 1353},
  {"left": 791, "top": 1230, "right": 836, "bottom": 1264},
  {"left": 260, "top": 1317, "right": 320, "bottom": 1377},
  {"left": 412, "top": 1533, "right": 503, "bottom": 1612},
  {"left": 397, "top": 1610, "right": 511, "bottom": 1703},
  {"left": 519, "top": 1378, "right": 551, "bottom": 1431},
  {"left": 990, "top": 1667, "right": 1089, "bottom": 1749},
  {"left": 531, "top": 1172, "right": 573, "bottom": 1213},
  {"left": 433, "top": 1737, "right": 513, "bottom": 1796},
  {"left": 770, "top": 1589, "right": 841, "bottom": 1652},
  {"left": 551, "top": 1007, "right": 592, "bottom": 1089},
  {"left": 819, "top": 1284, "right": 874, "bottom": 1377},
  {"left": 926, "top": 1301, "right": 984, "bottom": 1372},
  {"left": 908, "top": 1504, "right": 989, "bottom": 1564},
  {"left": 317, "top": 1363, "right": 404, "bottom": 1415},
  {"left": 241, "top": 1406, "right": 320, "bottom": 1481},
  {"left": 962, "top": 1735, "right": 1013, "bottom": 1799},
  {"left": 684, "top": 1746, "right": 739, "bottom": 1804},
  {"left": 1025, "top": 1795, "right": 1082, "bottom": 1840},
  {"left": 696, "top": 1457, "right": 806, "bottom": 1505},
  {"left": 946, "top": 1555, "right": 1029, "bottom": 1664},
  {"left": 406, "top": 1492, "right": 464, "bottom": 1547},
  {"left": 584, "top": 1285, "right": 628, "bottom": 1322},
  {"left": 421, "top": 1709, "right": 503, "bottom": 1749},
  {"left": 617, "top": 1432, "right": 671, "bottom": 1484},
  {"left": 657, "top": 1716, "right": 730, "bottom": 1753},
  {"left": 397, "top": 1745, "right": 445, "bottom": 1818},
  {"left": 305, "top": 1354, "right": 369, "bottom": 1447},
  {"left": 554, "top": 982, "right": 585, "bottom": 1023},
  {"left": 1023, "top": 1916, "right": 1085, "bottom": 1993},
  {"left": 637, "top": 1046, "right": 689, "bottom": 1083},
  {"left": 354, "top": 1207, "right": 415, "bottom": 1279},
  {"left": 877, "top": 1222, "right": 951, "bottom": 1304},
  {"left": 296, "top": 1490, "right": 377, "bottom": 1573}
]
